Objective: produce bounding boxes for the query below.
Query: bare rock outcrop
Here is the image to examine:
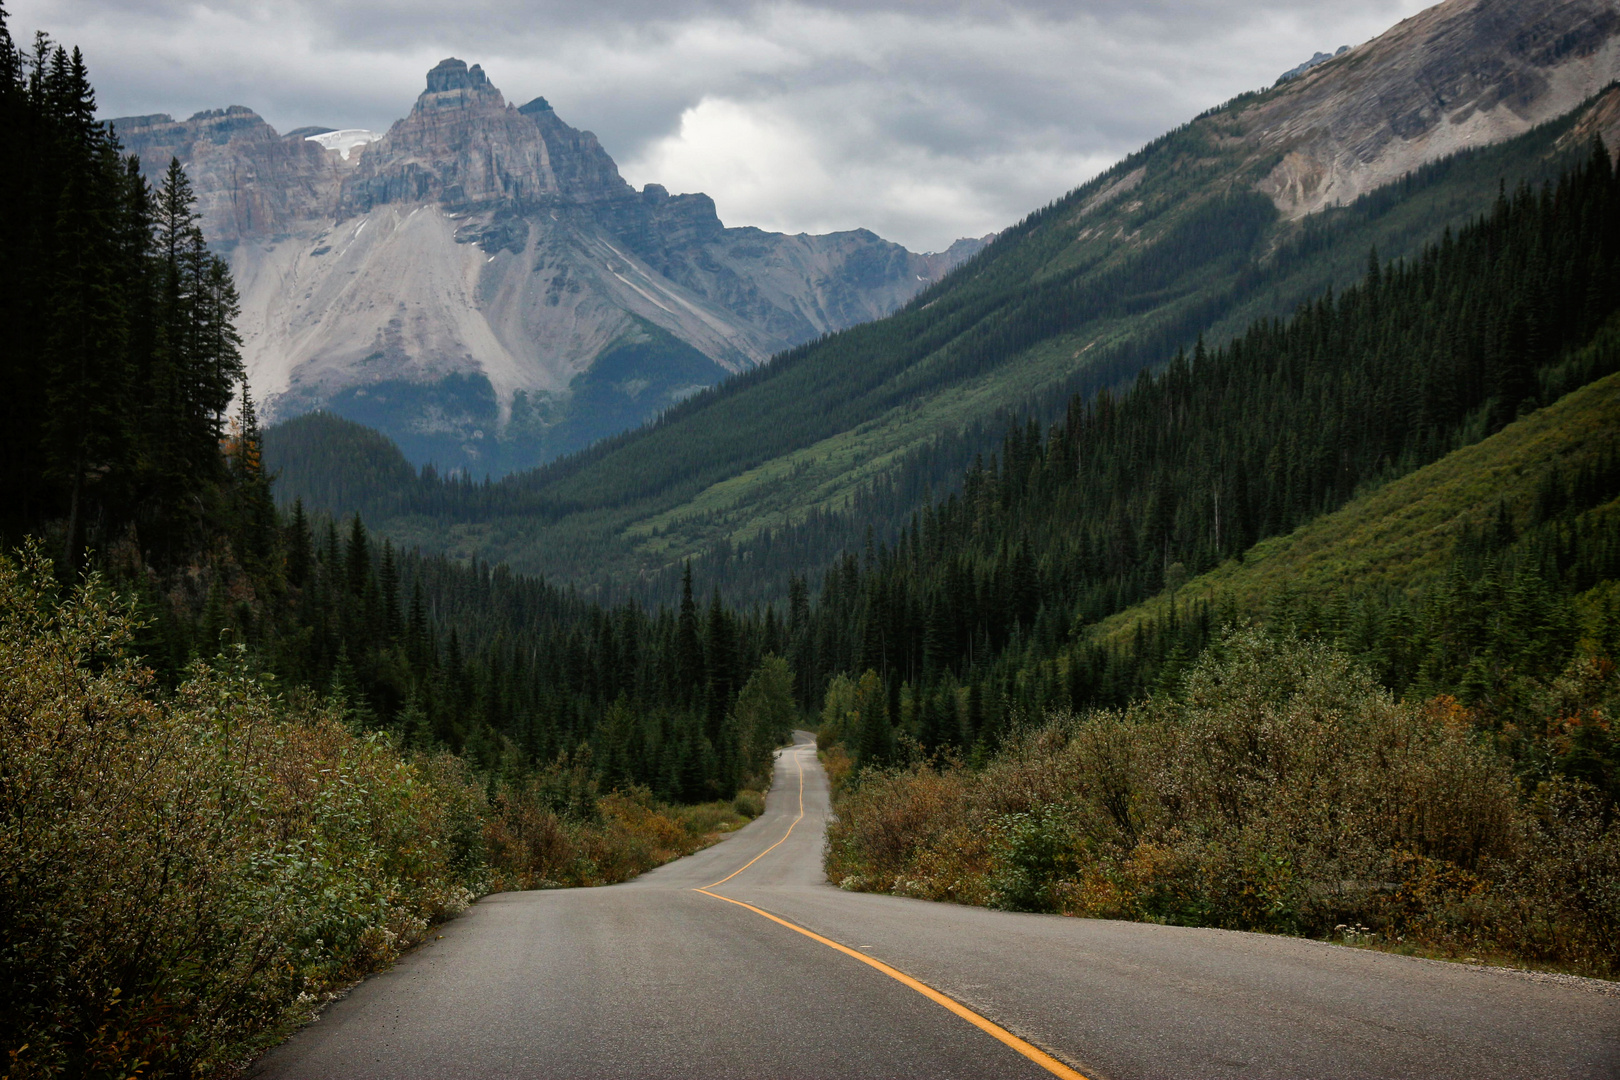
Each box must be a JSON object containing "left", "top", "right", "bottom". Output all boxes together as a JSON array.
[
  {"left": 1249, "top": 0, "right": 1620, "bottom": 217},
  {"left": 337, "top": 59, "right": 631, "bottom": 215},
  {"left": 110, "top": 107, "right": 348, "bottom": 243}
]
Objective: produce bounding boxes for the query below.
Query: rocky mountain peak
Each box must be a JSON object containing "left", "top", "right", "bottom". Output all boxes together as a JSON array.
[
  {"left": 336, "top": 58, "right": 630, "bottom": 215},
  {"left": 1276, "top": 46, "right": 1349, "bottom": 85},
  {"left": 425, "top": 58, "right": 492, "bottom": 93},
  {"left": 108, "top": 59, "right": 1007, "bottom": 473},
  {"left": 109, "top": 106, "right": 344, "bottom": 241},
  {"left": 418, "top": 57, "right": 504, "bottom": 110}
]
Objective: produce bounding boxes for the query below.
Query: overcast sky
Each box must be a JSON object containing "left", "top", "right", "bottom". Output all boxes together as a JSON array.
[{"left": 15, "top": 0, "right": 1433, "bottom": 252}]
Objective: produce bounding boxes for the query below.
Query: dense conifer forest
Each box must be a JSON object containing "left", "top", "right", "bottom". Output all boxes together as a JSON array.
[
  {"left": 792, "top": 145, "right": 1620, "bottom": 765},
  {"left": 0, "top": 30, "right": 248, "bottom": 569}
]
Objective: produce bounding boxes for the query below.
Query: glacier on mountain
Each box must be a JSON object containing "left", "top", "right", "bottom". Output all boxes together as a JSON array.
[{"left": 306, "top": 129, "right": 382, "bottom": 161}]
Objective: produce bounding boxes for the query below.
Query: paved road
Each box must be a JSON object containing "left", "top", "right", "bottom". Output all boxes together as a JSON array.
[{"left": 254, "top": 733, "right": 1620, "bottom": 1079}]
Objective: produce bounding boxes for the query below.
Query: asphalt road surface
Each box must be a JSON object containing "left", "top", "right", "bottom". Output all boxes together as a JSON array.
[{"left": 254, "top": 732, "right": 1620, "bottom": 1079}]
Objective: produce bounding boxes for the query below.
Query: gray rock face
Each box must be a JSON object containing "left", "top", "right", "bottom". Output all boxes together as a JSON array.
[
  {"left": 335, "top": 60, "right": 630, "bottom": 216},
  {"left": 1250, "top": 0, "right": 1620, "bottom": 217},
  {"left": 111, "top": 61, "right": 988, "bottom": 472},
  {"left": 110, "top": 107, "right": 347, "bottom": 243},
  {"left": 424, "top": 57, "right": 495, "bottom": 95},
  {"left": 1276, "top": 47, "right": 1350, "bottom": 85}
]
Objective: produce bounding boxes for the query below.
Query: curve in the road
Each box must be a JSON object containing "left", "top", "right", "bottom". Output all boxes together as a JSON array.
[
  {"left": 252, "top": 731, "right": 1620, "bottom": 1080},
  {"left": 699, "top": 741, "right": 809, "bottom": 892},
  {"left": 696, "top": 744, "right": 1088, "bottom": 1080}
]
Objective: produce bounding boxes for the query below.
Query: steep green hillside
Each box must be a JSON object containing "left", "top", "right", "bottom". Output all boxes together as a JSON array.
[
  {"left": 1096, "top": 358, "right": 1620, "bottom": 647},
  {"left": 269, "top": 85, "right": 1620, "bottom": 599},
  {"left": 729, "top": 146, "right": 1620, "bottom": 739}
]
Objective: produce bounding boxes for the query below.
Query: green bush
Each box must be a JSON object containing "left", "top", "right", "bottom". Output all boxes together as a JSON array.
[
  {"left": 827, "top": 627, "right": 1620, "bottom": 976},
  {"left": 989, "top": 809, "right": 1080, "bottom": 912},
  {"left": 732, "top": 789, "right": 766, "bottom": 818},
  {"left": 0, "top": 547, "right": 755, "bottom": 1076},
  {"left": 0, "top": 545, "right": 486, "bottom": 1076}
]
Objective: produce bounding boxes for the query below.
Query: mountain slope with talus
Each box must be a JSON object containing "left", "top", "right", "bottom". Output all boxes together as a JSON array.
[
  {"left": 112, "top": 60, "right": 986, "bottom": 474},
  {"left": 266, "top": 0, "right": 1620, "bottom": 599}
]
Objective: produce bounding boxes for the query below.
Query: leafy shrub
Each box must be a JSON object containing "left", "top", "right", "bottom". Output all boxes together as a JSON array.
[
  {"left": 483, "top": 783, "right": 752, "bottom": 893},
  {"left": 0, "top": 546, "right": 486, "bottom": 1076},
  {"left": 0, "top": 546, "right": 755, "bottom": 1077},
  {"left": 989, "top": 809, "right": 1080, "bottom": 912},
  {"left": 826, "top": 627, "right": 1620, "bottom": 976},
  {"left": 732, "top": 789, "right": 766, "bottom": 818}
]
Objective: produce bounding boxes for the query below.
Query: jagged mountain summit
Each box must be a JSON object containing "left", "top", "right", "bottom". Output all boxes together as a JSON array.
[
  {"left": 111, "top": 59, "right": 989, "bottom": 472},
  {"left": 1276, "top": 46, "right": 1350, "bottom": 85}
]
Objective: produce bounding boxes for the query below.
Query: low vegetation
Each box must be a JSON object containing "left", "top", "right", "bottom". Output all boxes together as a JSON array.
[
  {"left": 0, "top": 546, "right": 759, "bottom": 1078},
  {"left": 825, "top": 629, "right": 1619, "bottom": 977}
]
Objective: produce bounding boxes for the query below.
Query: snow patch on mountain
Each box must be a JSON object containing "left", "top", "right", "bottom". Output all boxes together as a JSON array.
[{"left": 307, "top": 129, "right": 381, "bottom": 161}]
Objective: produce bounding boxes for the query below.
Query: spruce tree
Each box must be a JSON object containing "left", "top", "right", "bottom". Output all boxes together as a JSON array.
[{"left": 675, "top": 563, "right": 704, "bottom": 708}]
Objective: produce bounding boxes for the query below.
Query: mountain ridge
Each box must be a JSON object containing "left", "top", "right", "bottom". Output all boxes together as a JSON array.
[
  {"left": 1247, "top": 0, "right": 1620, "bottom": 218},
  {"left": 266, "top": 0, "right": 1620, "bottom": 598},
  {"left": 110, "top": 60, "right": 989, "bottom": 473}
]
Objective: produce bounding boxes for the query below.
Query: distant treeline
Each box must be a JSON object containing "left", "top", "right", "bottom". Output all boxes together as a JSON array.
[{"left": 138, "top": 506, "right": 795, "bottom": 802}]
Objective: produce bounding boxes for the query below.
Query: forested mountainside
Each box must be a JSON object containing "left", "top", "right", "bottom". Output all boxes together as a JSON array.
[
  {"left": 265, "top": 0, "right": 1620, "bottom": 599},
  {"left": 809, "top": 142, "right": 1620, "bottom": 980},
  {"left": 1096, "top": 361, "right": 1620, "bottom": 686},
  {"left": 260, "top": 135, "right": 1620, "bottom": 776},
  {"left": 786, "top": 143, "right": 1620, "bottom": 733}
]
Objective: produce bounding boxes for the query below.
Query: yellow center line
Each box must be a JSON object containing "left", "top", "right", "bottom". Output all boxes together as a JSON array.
[
  {"left": 699, "top": 744, "right": 807, "bottom": 890},
  {"left": 692, "top": 742, "right": 1092, "bottom": 1080}
]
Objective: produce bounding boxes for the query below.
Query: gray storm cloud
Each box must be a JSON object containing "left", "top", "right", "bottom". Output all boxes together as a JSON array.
[{"left": 14, "top": 0, "right": 1431, "bottom": 250}]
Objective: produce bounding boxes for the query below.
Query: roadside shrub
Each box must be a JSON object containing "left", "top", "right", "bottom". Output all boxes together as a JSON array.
[
  {"left": 0, "top": 547, "right": 757, "bottom": 1077},
  {"left": 732, "top": 789, "right": 766, "bottom": 818},
  {"left": 0, "top": 546, "right": 484, "bottom": 1077},
  {"left": 482, "top": 776, "right": 756, "bottom": 892},
  {"left": 826, "top": 627, "right": 1619, "bottom": 976},
  {"left": 989, "top": 809, "right": 1081, "bottom": 912}
]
